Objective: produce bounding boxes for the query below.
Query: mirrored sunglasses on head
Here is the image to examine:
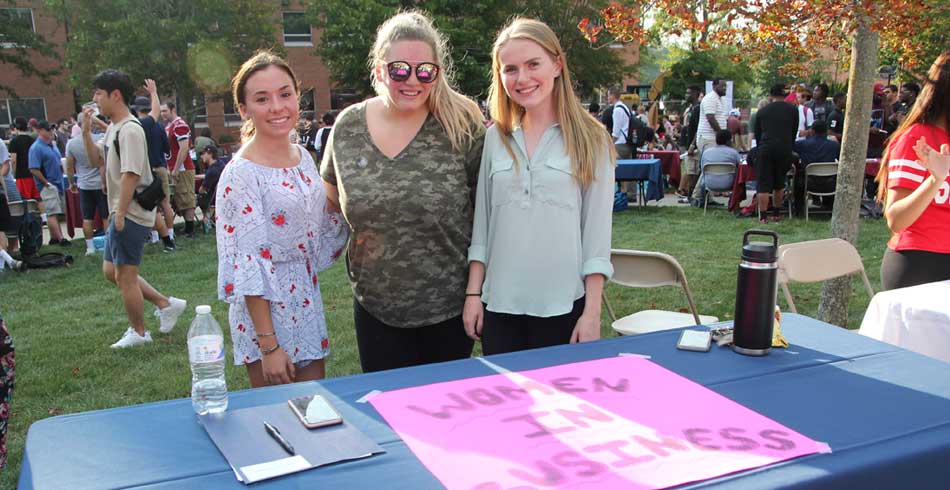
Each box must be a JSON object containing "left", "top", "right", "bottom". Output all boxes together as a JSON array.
[{"left": 387, "top": 61, "right": 440, "bottom": 83}]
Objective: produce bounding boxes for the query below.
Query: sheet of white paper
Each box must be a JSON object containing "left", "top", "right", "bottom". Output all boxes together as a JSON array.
[{"left": 239, "top": 455, "right": 310, "bottom": 483}]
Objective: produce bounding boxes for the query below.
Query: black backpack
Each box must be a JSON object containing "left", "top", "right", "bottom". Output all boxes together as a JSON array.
[
  {"left": 602, "top": 103, "right": 641, "bottom": 147},
  {"left": 17, "top": 211, "right": 73, "bottom": 269},
  {"left": 17, "top": 211, "right": 43, "bottom": 258}
]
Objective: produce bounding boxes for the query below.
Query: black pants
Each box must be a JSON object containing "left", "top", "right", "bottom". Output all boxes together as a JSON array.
[
  {"left": 881, "top": 248, "right": 950, "bottom": 291},
  {"left": 353, "top": 298, "right": 473, "bottom": 373},
  {"left": 482, "top": 297, "right": 586, "bottom": 356}
]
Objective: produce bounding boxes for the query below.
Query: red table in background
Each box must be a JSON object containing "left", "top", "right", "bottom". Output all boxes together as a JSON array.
[
  {"left": 64, "top": 189, "right": 104, "bottom": 238},
  {"left": 728, "top": 159, "right": 882, "bottom": 212},
  {"left": 728, "top": 164, "right": 757, "bottom": 211},
  {"left": 637, "top": 150, "right": 682, "bottom": 188}
]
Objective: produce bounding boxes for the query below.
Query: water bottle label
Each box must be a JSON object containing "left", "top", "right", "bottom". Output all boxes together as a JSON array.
[{"left": 188, "top": 335, "right": 224, "bottom": 364}]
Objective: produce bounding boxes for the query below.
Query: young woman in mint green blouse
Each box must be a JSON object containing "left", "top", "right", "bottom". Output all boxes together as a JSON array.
[{"left": 463, "top": 18, "right": 615, "bottom": 354}]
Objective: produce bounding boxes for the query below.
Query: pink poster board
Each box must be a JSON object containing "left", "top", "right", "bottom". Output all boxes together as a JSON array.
[{"left": 370, "top": 356, "right": 829, "bottom": 490}]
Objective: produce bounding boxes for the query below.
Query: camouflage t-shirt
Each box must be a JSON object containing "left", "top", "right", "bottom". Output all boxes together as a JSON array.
[{"left": 320, "top": 101, "right": 486, "bottom": 327}]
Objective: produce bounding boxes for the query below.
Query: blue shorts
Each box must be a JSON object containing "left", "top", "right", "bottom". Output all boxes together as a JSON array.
[{"left": 103, "top": 216, "right": 150, "bottom": 266}]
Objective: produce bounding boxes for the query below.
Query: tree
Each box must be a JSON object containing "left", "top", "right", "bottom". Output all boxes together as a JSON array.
[
  {"left": 307, "top": 0, "right": 629, "bottom": 101},
  {"left": 46, "top": 0, "right": 281, "bottom": 123},
  {"left": 581, "top": 0, "right": 944, "bottom": 326},
  {"left": 0, "top": 3, "right": 59, "bottom": 96}
]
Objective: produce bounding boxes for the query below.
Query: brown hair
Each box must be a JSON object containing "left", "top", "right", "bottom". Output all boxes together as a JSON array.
[
  {"left": 876, "top": 50, "right": 950, "bottom": 203},
  {"left": 232, "top": 51, "right": 301, "bottom": 144},
  {"left": 488, "top": 18, "right": 614, "bottom": 186}
]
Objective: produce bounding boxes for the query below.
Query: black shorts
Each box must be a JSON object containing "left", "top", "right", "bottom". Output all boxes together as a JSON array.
[
  {"left": 0, "top": 195, "right": 19, "bottom": 235},
  {"left": 79, "top": 189, "right": 109, "bottom": 221},
  {"left": 755, "top": 146, "right": 793, "bottom": 193}
]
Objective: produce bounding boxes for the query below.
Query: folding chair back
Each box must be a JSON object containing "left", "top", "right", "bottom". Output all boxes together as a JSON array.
[
  {"left": 604, "top": 250, "right": 718, "bottom": 334},
  {"left": 702, "top": 162, "right": 737, "bottom": 213},
  {"left": 804, "top": 162, "right": 838, "bottom": 221},
  {"left": 777, "top": 238, "right": 875, "bottom": 313}
]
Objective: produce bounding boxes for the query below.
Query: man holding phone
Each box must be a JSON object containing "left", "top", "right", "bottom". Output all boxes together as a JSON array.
[{"left": 82, "top": 69, "right": 187, "bottom": 349}]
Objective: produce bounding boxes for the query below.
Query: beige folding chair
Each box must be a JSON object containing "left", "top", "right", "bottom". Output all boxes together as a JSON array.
[
  {"left": 701, "top": 162, "right": 737, "bottom": 214},
  {"left": 777, "top": 238, "right": 875, "bottom": 313},
  {"left": 804, "top": 162, "right": 838, "bottom": 221},
  {"left": 603, "top": 249, "right": 719, "bottom": 335}
]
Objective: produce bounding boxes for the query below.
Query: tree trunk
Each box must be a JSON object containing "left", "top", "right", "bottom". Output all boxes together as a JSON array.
[{"left": 817, "top": 16, "right": 878, "bottom": 327}]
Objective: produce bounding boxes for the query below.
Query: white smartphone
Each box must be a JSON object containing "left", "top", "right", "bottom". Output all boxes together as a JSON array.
[
  {"left": 677, "top": 329, "right": 712, "bottom": 352},
  {"left": 288, "top": 395, "right": 343, "bottom": 429}
]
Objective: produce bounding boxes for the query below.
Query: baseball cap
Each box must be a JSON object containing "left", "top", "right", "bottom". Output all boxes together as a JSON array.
[
  {"left": 131, "top": 96, "right": 150, "bottom": 112},
  {"left": 36, "top": 120, "right": 53, "bottom": 131},
  {"left": 872, "top": 82, "right": 885, "bottom": 96}
]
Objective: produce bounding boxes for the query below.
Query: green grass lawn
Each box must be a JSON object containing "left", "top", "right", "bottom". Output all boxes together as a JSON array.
[{"left": 0, "top": 206, "right": 890, "bottom": 486}]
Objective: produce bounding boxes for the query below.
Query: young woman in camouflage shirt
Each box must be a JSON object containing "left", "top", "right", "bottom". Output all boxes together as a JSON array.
[
  {"left": 463, "top": 19, "right": 615, "bottom": 354},
  {"left": 321, "top": 12, "right": 485, "bottom": 372}
]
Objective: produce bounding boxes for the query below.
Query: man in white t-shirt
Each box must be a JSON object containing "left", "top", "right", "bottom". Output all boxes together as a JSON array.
[
  {"left": 795, "top": 90, "right": 814, "bottom": 141},
  {"left": 608, "top": 85, "right": 633, "bottom": 159},
  {"left": 691, "top": 78, "right": 729, "bottom": 203}
]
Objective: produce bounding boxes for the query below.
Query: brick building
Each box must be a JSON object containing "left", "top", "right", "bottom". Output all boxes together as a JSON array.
[
  {"left": 0, "top": 0, "right": 75, "bottom": 131},
  {"left": 0, "top": 0, "right": 343, "bottom": 142}
]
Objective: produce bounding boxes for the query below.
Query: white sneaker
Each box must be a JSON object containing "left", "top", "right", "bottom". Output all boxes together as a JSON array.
[
  {"left": 157, "top": 297, "right": 187, "bottom": 333},
  {"left": 111, "top": 327, "right": 153, "bottom": 348},
  {"left": 85, "top": 248, "right": 97, "bottom": 256}
]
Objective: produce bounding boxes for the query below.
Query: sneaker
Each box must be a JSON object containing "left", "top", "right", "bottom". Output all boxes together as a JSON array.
[
  {"left": 85, "top": 248, "right": 97, "bottom": 256},
  {"left": 157, "top": 297, "right": 187, "bottom": 333},
  {"left": 12, "top": 260, "right": 25, "bottom": 272},
  {"left": 111, "top": 327, "right": 153, "bottom": 349},
  {"left": 162, "top": 238, "right": 177, "bottom": 252},
  {"left": 58, "top": 239, "right": 71, "bottom": 247},
  {"left": 677, "top": 197, "right": 691, "bottom": 204},
  {"left": 48, "top": 238, "right": 60, "bottom": 246},
  {"left": 771, "top": 213, "right": 782, "bottom": 223},
  {"left": 758, "top": 217, "right": 770, "bottom": 225}
]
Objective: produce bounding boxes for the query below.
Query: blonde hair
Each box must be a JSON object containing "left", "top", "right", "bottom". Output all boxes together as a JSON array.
[
  {"left": 232, "top": 51, "right": 300, "bottom": 144},
  {"left": 369, "top": 11, "right": 483, "bottom": 153},
  {"left": 488, "top": 18, "right": 614, "bottom": 186}
]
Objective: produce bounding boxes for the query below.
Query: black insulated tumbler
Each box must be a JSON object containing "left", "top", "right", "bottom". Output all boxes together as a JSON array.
[{"left": 733, "top": 230, "right": 779, "bottom": 356}]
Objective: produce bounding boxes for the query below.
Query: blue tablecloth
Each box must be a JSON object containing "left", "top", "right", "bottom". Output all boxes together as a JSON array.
[
  {"left": 616, "top": 158, "right": 664, "bottom": 203},
  {"left": 20, "top": 314, "right": 950, "bottom": 489}
]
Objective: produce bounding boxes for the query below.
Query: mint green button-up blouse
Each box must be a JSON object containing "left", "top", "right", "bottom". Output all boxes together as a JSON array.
[{"left": 468, "top": 123, "right": 615, "bottom": 317}]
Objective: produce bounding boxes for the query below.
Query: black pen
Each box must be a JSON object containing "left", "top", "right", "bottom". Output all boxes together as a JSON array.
[{"left": 263, "top": 421, "right": 295, "bottom": 455}]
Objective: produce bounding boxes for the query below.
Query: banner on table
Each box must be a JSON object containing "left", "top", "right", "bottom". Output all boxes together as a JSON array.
[{"left": 370, "top": 356, "right": 828, "bottom": 490}]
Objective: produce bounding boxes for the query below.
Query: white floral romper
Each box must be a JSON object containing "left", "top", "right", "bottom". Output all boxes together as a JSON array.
[{"left": 216, "top": 146, "right": 348, "bottom": 366}]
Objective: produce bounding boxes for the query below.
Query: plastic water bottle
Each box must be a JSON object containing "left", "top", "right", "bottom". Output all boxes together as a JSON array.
[{"left": 188, "top": 305, "right": 228, "bottom": 414}]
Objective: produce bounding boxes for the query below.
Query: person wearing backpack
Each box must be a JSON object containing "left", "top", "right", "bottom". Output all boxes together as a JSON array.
[
  {"left": 606, "top": 84, "right": 635, "bottom": 159},
  {"left": 82, "top": 69, "right": 187, "bottom": 349}
]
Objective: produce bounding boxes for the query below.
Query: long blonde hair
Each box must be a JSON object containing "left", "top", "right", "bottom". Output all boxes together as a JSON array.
[
  {"left": 488, "top": 18, "right": 614, "bottom": 186},
  {"left": 369, "top": 11, "right": 483, "bottom": 153},
  {"left": 232, "top": 51, "right": 300, "bottom": 144}
]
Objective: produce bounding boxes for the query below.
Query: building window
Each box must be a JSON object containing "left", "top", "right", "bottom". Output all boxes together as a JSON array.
[
  {"left": 299, "top": 88, "right": 315, "bottom": 114},
  {"left": 0, "top": 98, "right": 47, "bottom": 127},
  {"left": 222, "top": 97, "right": 242, "bottom": 127},
  {"left": 0, "top": 8, "right": 35, "bottom": 48},
  {"left": 193, "top": 95, "right": 208, "bottom": 127},
  {"left": 330, "top": 90, "right": 358, "bottom": 111},
  {"left": 282, "top": 12, "right": 312, "bottom": 46}
]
